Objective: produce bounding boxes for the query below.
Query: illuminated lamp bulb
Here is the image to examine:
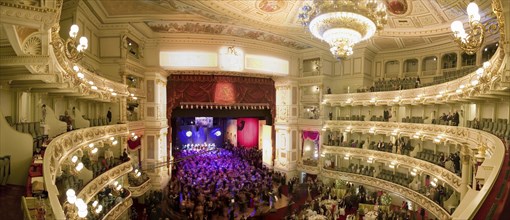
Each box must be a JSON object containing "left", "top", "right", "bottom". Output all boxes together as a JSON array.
[
  {"left": 136, "top": 172, "right": 141, "bottom": 177},
  {"left": 476, "top": 68, "right": 484, "bottom": 76},
  {"left": 77, "top": 209, "right": 88, "bottom": 218},
  {"left": 108, "top": 88, "right": 113, "bottom": 92},
  {"left": 110, "top": 137, "right": 115, "bottom": 141},
  {"left": 66, "top": 189, "right": 76, "bottom": 197},
  {"left": 112, "top": 140, "right": 118, "bottom": 145},
  {"left": 111, "top": 92, "right": 117, "bottom": 96},
  {"left": 91, "top": 86, "right": 98, "bottom": 90},
  {"left": 88, "top": 81, "right": 94, "bottom": 85},
  {"left": 131, "top": 132, "right": 135, "bottom": 136},
  {"left": 79, "top": 36, "right": 88, "bottom": 50},
  {"left": 75, "top": 198, "right": 85, "bottom": 210},
  {"left": 116, "top": 184, "right": 122, "bottom": 190},
  {"left": 91, "top": 148, "right": 98, "bottom": 154},
  {"left": 134, "top": 169, "right": 138, "bottom": 173},
  {"left": 467, "top": 2, "right": 480, "bottom": 21},
  {"left": 69, "top": 24, "right": 79, "bottom": 38},
  {"left": 88, "top": 143, "right": 94, "bottom": 148},
  {"left": 133, "top": 97, "right": 138, "bottom": 100},
  {"left": 113, "top": 181, "right": 118, "bottom": 186},
  {"left": 483, "top": 61, "right": 491, "bottom": 69},
  {"left": 186, "top": 131, "right": 192, "bottom": 137},
  {"left": 71, "top": 155, "right": 78, "bottom": 163},
  {"left": 73, "top": 65, "right": 79, "bottom": 72},
  {"left": 95, "top": 205, "right": 103, "bottom": 213},
  {"left": 77, "top": 72, "right": 84, "bottom": 79},
  {"left": 130, "top": 93, "right": 134, "bottom": 97},
  {"left": 92, "top": 200, "right": 98, "bottom": 208},
  {"left": 450, "top": 21, "right": 464, "bottom": 33},
  {"left": 471, "top": 79, "right": 479, "bottom": 86},
  {"left": 75, "top": 162, "right": 84, "bottom": 171}
]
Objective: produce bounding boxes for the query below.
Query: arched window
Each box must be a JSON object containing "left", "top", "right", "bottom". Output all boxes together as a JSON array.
[
  {"left": 441, "top": 53, "right": 457, "bottom": 69},
  {"left": 385, "top": 60, "right": 400, "bottom": 77},
  {"left": 422, "top": 56, "right": 437, "bottom": 73},
  {"left": 403, "top": 59, "right": 418, "bottom": 76},
  {"left": 482, "top": 42, "right": 498, "bottom": 62},
  {"left": 461, "top": 53, "right": 476, "bottom": 67}
]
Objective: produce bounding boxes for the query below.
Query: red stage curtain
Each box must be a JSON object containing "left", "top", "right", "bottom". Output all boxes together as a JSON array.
[{"left": 236, "top": 118, "right": 259, "bottom": 148}]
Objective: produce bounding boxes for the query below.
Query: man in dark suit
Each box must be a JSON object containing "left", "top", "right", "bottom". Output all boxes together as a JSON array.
[
  {"left": 453, "top": 110, "right": 460, "bottom": 126},
  {"left": 383, "top": 109, "right": 389, "bottom": 122}
]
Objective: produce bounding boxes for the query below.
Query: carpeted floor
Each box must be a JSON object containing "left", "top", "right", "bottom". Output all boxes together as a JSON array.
[{"left": 0, "top": 184, "right": 25, "bottom": 220}]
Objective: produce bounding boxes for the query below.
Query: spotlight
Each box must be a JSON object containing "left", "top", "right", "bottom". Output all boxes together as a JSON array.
[
  {"left": 186, "top": 131, "right": 192, "bottom": 137},
  {"left": 214, "top": 130, "right": 222, "bottom": 137}
]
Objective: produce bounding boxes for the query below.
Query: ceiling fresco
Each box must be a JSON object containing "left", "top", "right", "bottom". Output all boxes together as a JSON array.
[{"left": 93, "top": 0, "right": 496, "bottom": 51}]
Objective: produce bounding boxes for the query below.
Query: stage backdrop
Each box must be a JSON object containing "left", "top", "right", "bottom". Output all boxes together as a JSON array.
[{"left": 236, "top": 118, "right": 259, "bottom": 148}]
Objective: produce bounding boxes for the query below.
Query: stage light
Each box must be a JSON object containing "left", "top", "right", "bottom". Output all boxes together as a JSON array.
[
  {"left": 186, "top": 131, "right": 192, "bottom": 137},
  {"left": 214, "top": 130, "right": 222, "bottom": 137}
]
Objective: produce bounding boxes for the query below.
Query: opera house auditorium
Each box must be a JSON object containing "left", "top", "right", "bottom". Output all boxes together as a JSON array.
[{"left": 1, "top": 0, "right": 510, "bottom": 219}]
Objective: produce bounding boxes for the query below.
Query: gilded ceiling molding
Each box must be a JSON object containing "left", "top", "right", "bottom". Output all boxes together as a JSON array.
[
  {"left": 0, "top": 55, "right": 49, "bottom": 66},
  {"left": 43, "top": 124, "right": 129, "bottom": 220},
  {"left": 145, "top": 21, "right": 311, "bottom": 50},
  {"left": 321, "top": 145, "right": 462, "bottom": 191},
  {"left": 321, "top": 169, "right": 450, "bottom": 220},
  {"left": 0, "top": 1, "right": 58, "bottom": 27}
]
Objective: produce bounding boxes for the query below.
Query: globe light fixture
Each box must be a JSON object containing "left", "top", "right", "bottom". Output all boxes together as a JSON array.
[
  {"left": 298, "top": 0, "right": 388, "bottom": 59},
  {"left": 451, "top": 2, "right": 500, "bottom": 55},
  {"left": 52, "top": 24, "right": 88, "bottom": 62}
]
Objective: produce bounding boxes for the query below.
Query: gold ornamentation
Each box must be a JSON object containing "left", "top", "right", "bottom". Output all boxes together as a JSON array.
[{"left": 299, "top": 0, "right": 388, "bottom": 59}]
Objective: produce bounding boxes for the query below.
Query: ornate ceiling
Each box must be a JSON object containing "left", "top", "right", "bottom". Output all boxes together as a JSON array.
[{"left": 92, "top": 0, "right": 495, "bottom": 52}]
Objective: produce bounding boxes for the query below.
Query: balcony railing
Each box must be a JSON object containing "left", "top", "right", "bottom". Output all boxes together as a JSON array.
[
  {"left": 321, "top": 169, "right": 450, "bottom": 219},
  {"left": 323, "top": 120, "right": 505, "bottom": 220},
  {"left": 127, "top": 176, "right": 152, "bottom": 197},
  {"left": 43, "top": 124, "right": 129, "bottom": 220},
  {"left": 77, "top": 159, "right": 133, "bottom": 203},
  {"left": 321, "top": 145, "right": 463, "bottom": 192},
  {"left": 324, "top": 47, "right": 504, "bottom": 106},
  {"left": 101, "top": 190, "right": 133, "bottom": 220}
]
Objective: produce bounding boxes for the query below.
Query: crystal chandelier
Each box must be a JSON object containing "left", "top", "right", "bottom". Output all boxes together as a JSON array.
[{"left": 298, "top": 0, "right": 388, "bottom": 59}]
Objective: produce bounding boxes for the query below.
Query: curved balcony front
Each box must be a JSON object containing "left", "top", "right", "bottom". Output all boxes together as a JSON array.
[
  {"left": 322, "top": 120, "right": 504, "bottom": 219},
  {"left": 320, "top": 169, "right": 450, "bottom": 219},
  {"left": 323, "top": 47, "right": 506, "bottom": 106},
  {"left": 127, "top": 176, "right": 151, "bottom": 197},
  {"left": 43, "top": 124, "right": 129, "bottom": 220},
  {"left": 102, "top": 190, "right": 133, "bottom": 220},
  {"left": 77, "top": 159, "right": 133, "bottom": 203},
  {"left": 322, "top": 145, "right": 463, "bottom": 192}
]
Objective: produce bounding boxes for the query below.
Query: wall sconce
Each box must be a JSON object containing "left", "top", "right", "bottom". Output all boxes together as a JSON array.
[
  {"left": 450, "top": 2, "right": 500, "bottom": 55},
  {"left": 52, "top": 24, "right": 88, "bottom": 62}
]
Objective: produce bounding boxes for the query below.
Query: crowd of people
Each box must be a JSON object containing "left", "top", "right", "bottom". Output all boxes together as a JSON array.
[
  {"left": 436, "top": 111, "right": 460, "bottom": 126},
  {"left": 356, "top": 77, "right": 422, "bottom": 93},
  {"left": 285, "top": 178, "right": 426, "bottom": 220},
  {"left": 163, "top": 144, "right": 286, "bottom": 219}
]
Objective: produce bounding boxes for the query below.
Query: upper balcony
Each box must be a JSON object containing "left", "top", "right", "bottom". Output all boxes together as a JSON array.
[{"left": 323, "top": 48, "right": 507, "bottom": 107}]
